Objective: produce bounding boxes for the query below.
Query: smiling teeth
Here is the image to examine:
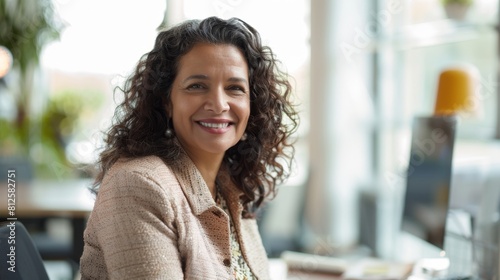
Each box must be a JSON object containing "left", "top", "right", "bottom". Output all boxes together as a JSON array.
[{"left": 199, "top": 122, "right": 229, "bottom": 129}]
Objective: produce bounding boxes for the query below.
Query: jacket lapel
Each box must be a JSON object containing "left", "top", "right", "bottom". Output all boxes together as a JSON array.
[
  {"left": 169, "top": 150, "right": 216, "bottom": 215},
  {"left": 168, "top": 145, "right": 269, "bottom": 279},
  {"left": 218, "top": 173, "right": 269, "bottom": 279}
]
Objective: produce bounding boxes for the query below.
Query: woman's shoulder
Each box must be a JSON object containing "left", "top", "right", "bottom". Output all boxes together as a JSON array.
[
  {"left": 88, "top": 155, "right": 186, "bottom": 237},
  {"left": 101, "top": 155, "right": 179, "bottom": 192},
  {"left": 110, "top": 155, "right": 170, "bottom": 174}
]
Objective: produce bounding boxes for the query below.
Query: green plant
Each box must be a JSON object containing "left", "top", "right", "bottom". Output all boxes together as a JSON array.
[
  {"left": 0, "top": 0, "right": 64, "bottom": 153},
  {"left": 0, "top": 89, "right": 104, "bottom": 179},
  {"left": 35, "top": 90, "right": 103, "bottom": 179},
  {"left": 441, "top": 0, "right": 473, "bottom": 6},
  {"left": 0, "top": 0, "right": 67, "bottom": 178}
]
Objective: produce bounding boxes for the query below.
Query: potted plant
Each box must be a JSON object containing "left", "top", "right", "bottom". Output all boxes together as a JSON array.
[
  {"left": 0, "top": 0, "right": 63, "bottom": 180},
  {"left": 442, "top": 0, "right": 473, "bottom": 20}
]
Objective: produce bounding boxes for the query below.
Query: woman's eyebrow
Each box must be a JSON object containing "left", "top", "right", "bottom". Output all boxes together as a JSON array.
[
  {"left": 183, "top": 74, "right": 209, "bottom": 83},
  {"left": 183, "top": 75, "right": 248, "bottom": 84},
  {"left": 227, "top": 77, "right": 248, "bottom": 84}
]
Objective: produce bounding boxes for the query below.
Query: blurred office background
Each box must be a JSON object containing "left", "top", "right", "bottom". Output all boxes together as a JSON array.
[{"left": 1, "top": 0, "right": 500, "bottom": 279}]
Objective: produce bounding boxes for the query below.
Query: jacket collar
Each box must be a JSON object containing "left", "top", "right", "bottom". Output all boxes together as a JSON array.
[
  {"left": 169, "top": 142, "right": 265, "bottom": 279},
  {"left": 169, "top": 140, "right": 243, "bottom": 216}
]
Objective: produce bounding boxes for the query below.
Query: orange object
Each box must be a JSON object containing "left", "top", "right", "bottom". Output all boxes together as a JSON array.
[{"left": 434, "top": 65, "right": 478, "bottom": 116}]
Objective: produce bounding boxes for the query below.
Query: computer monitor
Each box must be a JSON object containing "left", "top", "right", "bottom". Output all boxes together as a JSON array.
[{"left": 401, "top": 115, "right": 457, "bottom": 250}]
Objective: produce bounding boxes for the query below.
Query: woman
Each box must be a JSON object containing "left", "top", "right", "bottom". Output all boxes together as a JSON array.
[{"left": 80, "top": 16, "right": 298, "bottom": 279}]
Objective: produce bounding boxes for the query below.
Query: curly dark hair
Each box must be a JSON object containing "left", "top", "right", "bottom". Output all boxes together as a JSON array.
[{"left": 94, "top": 16, "right": 299, "bottom": 217}]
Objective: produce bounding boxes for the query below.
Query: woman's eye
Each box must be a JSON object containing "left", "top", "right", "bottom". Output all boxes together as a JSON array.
[
  {"left": 187, "top": 84, "right": 205, "bottom": 90},
  {"left": 228, "top": 85, "right": 246, "bottom": 93}
]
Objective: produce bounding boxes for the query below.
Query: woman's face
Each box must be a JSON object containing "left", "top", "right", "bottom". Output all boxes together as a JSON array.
[{"left": 168, "top": 43, "right": 250, "bottom": 160}]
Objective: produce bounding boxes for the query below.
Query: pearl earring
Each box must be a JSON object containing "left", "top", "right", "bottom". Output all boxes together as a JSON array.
[
  {"left": 241, "top": 132, "right": 248, "bottom": 141},
  {"left": 165, "top": 119, "right": 174, "bottom": 138},
  {"left": 165, "top": 128, "right": 173, "bottom": 138}
]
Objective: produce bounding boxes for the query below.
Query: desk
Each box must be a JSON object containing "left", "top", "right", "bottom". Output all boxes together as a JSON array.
[
  {"left": 269, "top": 259, "right": 343, "bottom": 279},
  {"left": 286, "top": 269, "right": 343, "bottom": 279},
  {"left": 269, "top": 257, "right": 414, "bottom": 280},
  {"left": 0, "top": 179, "right": 95, "bottom": 265}
]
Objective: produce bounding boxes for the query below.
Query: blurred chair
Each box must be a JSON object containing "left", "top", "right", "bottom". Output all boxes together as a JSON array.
[{"left": 0, "top": 221, "right": 50, "bottom": 280}]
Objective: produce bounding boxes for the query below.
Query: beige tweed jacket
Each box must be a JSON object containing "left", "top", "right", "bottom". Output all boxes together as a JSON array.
[{"left": 80, "top": 152, "right": 270, "bottom": 279}]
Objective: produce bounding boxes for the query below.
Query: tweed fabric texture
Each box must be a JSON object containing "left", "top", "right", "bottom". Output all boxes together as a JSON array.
[
  {"left": 80, "top": 152, "right": 270, "bottom": 280},
  {"left": 216, "top": 189, "right": 255, "bottom": 279}
]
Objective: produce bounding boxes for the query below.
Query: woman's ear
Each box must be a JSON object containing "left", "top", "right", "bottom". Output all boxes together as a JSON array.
[
  {"left": 164, "top": 101, "right": 172, "bottom": 118},
  {"left": 166, "top": 107, "right": 171, "bottom": 118}
]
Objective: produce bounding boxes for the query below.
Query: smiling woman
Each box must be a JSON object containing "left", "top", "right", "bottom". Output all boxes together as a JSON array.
[
  {"left": 80, "top": 17, "right": 298, "bottom": 280},
  {"left": 169, "top": 43, "right": 251, "bottom": 191}
]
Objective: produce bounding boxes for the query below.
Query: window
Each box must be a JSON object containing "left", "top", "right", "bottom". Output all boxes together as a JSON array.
[{"left": 374, "top": 0, "right": 499, "bottom": 181}]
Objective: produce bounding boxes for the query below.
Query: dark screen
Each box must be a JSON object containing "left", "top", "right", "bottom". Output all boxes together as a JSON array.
[{"left": 402, "top": 116, "right": 457, "bottom": 249}]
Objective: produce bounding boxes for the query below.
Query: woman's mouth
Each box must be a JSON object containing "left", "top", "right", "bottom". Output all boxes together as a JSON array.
[
  {"left": 198, "top": 121, "right": 230, "bottom": 129},
  {"left": 196, "top": 120, "right": 234, "bottom": 134}
]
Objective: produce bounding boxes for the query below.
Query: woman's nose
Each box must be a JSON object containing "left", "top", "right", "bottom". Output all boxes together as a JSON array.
[{"left": 204, "top": 87, "right": 230, "bottom": 113}]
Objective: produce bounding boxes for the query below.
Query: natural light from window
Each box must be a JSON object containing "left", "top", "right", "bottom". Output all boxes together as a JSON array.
[{"left": 42, "top": 0, "right": 166, "bottom": 75}]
